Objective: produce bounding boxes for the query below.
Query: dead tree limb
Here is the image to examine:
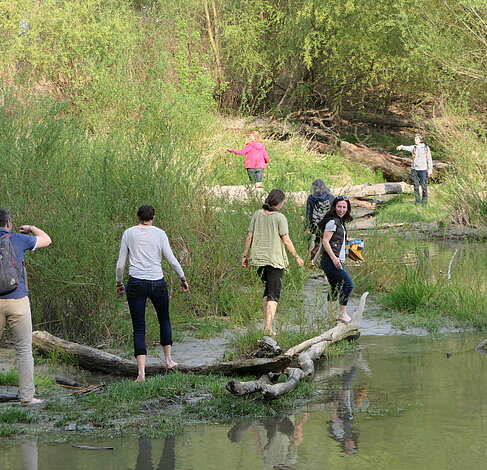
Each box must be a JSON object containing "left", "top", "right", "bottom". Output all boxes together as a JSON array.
[
  {"left": 226, "top": 374, "right": 273, "bottom": 396},
  {"left": 262, "top": 368, "right": 305, "bottom": 401},
  {"left": 32, "top": 331, "right": 291, "bottom": 377},
  {"left": 476, "top": 339, "right": 487, "bottom": 353},
  {"left": 284, "top": 331, "right": 333, "bottom": 358},
  {"left": 0, "top": 394, "right": 19, "bottom": 402},
  {"left": 285, "top": 292, "right": 368, "bottom": 358},
  {"left": 227, "top": 292, "right": 368, "bottom": 398}
]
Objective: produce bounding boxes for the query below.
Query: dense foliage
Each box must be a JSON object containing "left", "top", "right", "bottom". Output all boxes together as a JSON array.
[{"left": 0, "top": 0, "right": 485, "bottom": 341}]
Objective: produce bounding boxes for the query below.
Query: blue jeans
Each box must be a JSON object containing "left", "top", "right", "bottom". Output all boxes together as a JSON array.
[
  {"left": 246, "top": 168, "right": 263, "bottom": 183},
  {"left": 126, "top": 277, "right": 172, "bottom": 357},
  {"left": 412, "top": 169, "right": 428, "bottom": 203},
  {"left": 320, "top": 256, "right": 354, "bottom": 306}
]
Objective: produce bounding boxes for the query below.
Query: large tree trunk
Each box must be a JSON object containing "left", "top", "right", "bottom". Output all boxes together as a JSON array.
[
  {"left": 340, "top": 141, "right": 411, "bottom": 181},
  {"left": 31, "top": 331, "right": 291, "bottom": 377}
]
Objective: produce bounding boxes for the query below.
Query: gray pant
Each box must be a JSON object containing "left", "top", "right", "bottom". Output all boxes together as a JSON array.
[
  {"left": 0, "top": 297, "right": 35, "bottom": 402},
  {"left": 246, "top": 168, "right": 263, "bottom": 183}
]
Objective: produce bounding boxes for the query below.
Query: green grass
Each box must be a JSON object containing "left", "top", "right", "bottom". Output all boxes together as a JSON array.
[
  {"left": 0, "top": 408, "right": 35, "bottom": 424},
  {"left": 375, "top": 192, "right": 446, "bottom": 225},
  {"left": 33, "top": 371, "right": 316, "bottom": 438},
  {"left": 208, "top": 133, "right": 385, "bottom": 192},
  {"left": 351, "top": 234, "right": 487, "bottom": 331},
  {"left": 0, "top": 369, "right": 56, "bottom": 392},
  {"left": 0, "top": 423, "right": 19, "bottom": 438},
  {"left": 0, "top": 370, "right": 18, "bottom": 386}
]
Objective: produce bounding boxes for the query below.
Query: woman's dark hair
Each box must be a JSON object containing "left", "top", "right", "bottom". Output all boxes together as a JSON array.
[
  {"left": 137, "top": 205, "right": 155, "bottom": 222},
  {"left": 318, "top": 196, "right": 353, "bottom": 230},
  {"left": 262, "top": 189, "right": 285, "bottom": 212}
]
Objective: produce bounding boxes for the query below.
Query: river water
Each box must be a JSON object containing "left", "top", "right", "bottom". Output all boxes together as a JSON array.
[{"left": 3, "top": 331, "right": 486, "bottom": 470}]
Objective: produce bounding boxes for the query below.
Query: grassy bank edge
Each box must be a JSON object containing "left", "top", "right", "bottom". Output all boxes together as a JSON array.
[{"left": 0, "top": 340, "right": 356, "bottom": 440}]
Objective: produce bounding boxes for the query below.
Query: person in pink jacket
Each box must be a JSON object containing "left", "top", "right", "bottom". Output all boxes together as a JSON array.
[{"left": 227, "top": 130, "right": 269, "bottom": 184}]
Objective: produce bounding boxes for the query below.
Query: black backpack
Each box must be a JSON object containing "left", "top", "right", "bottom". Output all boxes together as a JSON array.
[
  {"left": 0, "top": 234, "right": 21, "bottom": 295},
  {"left": 311, "top": 198, "right": 331, "bottom": 232}
]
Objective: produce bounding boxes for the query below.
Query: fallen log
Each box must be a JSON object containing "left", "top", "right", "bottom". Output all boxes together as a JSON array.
[
  {"left": 227, "top": 293, "right": 368, "bottom": 399},
  {"left": 341, "top": 141, "right": 411, "bottom": 181},
  {"left": 284, "top": 331, "right": 333, "bottom": 358},
  {"left": 32, "top": 331, "right": 290, "bottom": 377},
  {"left": 55, "top": 376, "right": 80, "bottom": 387},
  {"left": 226, "top": 374, "right": 273, "bottom": 396},
  {"left": 207, "top": 182, "right": 413, "bottom": 205},
  {"left": 340, "top": 141, "right": 449, "bottom": 181},
  {"left": 0, "top": 394, "right": 19, "bottom": 402},
  {"left": 226, "top": 368, "right": 305, "bottom": 401},
  {"left": 262, "top": 368, "right": 305, "bottom": 400},
  {"left": 285, "top": 292, "right": 368, "bottom": 358},
  {"left": 297, "top": 292, "right": 367, "bottom": 377}
]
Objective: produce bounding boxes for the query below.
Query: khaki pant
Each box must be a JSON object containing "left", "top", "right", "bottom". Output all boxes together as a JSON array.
[{"left": 0, "top": 297, "right": 35, "bottom": 402}]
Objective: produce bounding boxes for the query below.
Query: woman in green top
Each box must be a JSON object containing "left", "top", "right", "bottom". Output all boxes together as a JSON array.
[{"left": 242, "top": 189, "right": 304, "bottom": 333}]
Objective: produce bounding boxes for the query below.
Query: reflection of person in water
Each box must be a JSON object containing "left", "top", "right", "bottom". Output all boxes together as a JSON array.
[
  {"left": 228, "top": 414, "right": 308, "bottom": 469},
  {"left": 327, "top": 366, "right": 368, "bottom": 456},
  {"left": 21, "top": 439, "right": 38, "bottom": 470},
  {"left": 134, "top": 436, "right": 176, "bottom": 470}
]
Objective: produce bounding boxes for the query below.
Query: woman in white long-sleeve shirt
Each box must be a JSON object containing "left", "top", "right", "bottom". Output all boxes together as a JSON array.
[
  {"left": 397, "top": 133, "right": 433, "bottom": 205},
  {"left": 116, "top": 205, "right": 189, "bottom": 381}
]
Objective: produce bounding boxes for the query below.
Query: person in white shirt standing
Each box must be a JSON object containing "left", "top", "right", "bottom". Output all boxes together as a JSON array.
[
  {"left": 397, "top": 134, "right": 433, "bottom": 206},
  {"left": 116, "top": 205, "right": 189, "bottom": 381}
]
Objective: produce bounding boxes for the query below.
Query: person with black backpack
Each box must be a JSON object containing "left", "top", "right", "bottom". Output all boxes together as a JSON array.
[
  {"left": 0, "top": 209, "right": 51, "bottom": 406},
  {"left": 306, "top": 179, "right": 335, "bottom": 260}
]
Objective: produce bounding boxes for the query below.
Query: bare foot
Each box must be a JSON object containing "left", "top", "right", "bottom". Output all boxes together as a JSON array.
[
  {"left": 337, "top": 314, "right": 352, "bottom": 325},
  {"left": 21, "top": 398, "right": 43, "bottom": 406},
  {"left": 165, "top": 361, "right": 178, "bottom": 370},
  {"left": 134, "top": 376, "right": 145, "bottom": 382}
]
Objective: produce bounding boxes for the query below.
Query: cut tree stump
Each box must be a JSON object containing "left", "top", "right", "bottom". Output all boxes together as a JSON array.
[{"left": 32, "top": 331, "right": 290, "bottom": 377}]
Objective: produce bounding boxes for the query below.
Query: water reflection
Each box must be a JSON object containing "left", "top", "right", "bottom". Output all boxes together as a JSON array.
[
  {"left": 20, "top": 440, "right": 38, "bottom": 470},
  {"left": 133, "top": 436, "right": 176, "bottom": 470},
  {"left": 326, "top": 366, "right": 368, "bottom": 456},
  {"left": 225, "top": 352, "right": 372, "bottom": 464},
  {"left": 228, "top": 414, "right": 309, "bottom": 469}
]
